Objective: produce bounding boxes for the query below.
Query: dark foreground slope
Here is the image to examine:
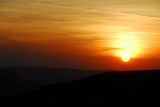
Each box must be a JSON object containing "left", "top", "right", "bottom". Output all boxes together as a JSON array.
[
  {"left": 0, "top": 67, "right": 99, "bottom": 95},
  {"left": 1, "top": 70, "right": 160, "bottom": 107},
  {"left": 0, "top": 67, "right": 99, "bottom": 85},
  {"left": 0, "top": 70, "right": 42, "bottom": 95}
]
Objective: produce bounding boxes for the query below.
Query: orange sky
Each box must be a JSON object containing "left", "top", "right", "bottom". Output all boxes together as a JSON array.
[{"left": 0, "top": 0, "right": 160, "bottom": 70}]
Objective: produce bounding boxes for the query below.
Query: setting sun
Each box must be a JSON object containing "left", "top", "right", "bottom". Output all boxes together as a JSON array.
[{"left": 121, "top": 53, "right": 130, "bottom": 62}]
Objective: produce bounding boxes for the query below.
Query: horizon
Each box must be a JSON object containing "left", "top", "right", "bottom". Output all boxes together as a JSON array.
[{"left": 0, "top": 66, "right": 159, "bottom": 72}]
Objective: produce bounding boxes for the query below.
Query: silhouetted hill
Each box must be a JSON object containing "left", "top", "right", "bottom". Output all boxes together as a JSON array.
[
  {"left": 0, "top": 67, "right": 100, "bottom": 85},
  {"left": 1, "top": 70, "right": 160, "bottom": 107},
  {"left": 0, "top": 67, "right": 101, "bottom": 95},
  {"left": 0, "top": 70, "right": 42, "bottom": 95}
]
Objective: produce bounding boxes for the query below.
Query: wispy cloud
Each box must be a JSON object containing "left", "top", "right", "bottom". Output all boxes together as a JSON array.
[{"left": 0, "top": 0, "right": 159, "bottom": 58}]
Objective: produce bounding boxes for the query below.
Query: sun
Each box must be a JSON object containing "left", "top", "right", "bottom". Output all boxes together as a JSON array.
[{"left": 121, "top": 53, "right": 130, "bottom": 62}]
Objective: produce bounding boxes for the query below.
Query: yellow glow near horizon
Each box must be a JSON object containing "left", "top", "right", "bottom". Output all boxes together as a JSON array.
[
  {"left": 121, "top": 52, "right": 130, "bottom": 62},
  {"left": 113, "top": 33, "right": 141, "bottom": 58}
]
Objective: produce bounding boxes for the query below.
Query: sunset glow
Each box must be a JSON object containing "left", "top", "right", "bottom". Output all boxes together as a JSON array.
[
  {"left": 113, "top": 33, "right": 140, "bottom": 58},
  {"left": 121, "top": 53, "right": 130, "bottom": 62},
  {"left": 0, "top": 0, "right": 160, "bottom": 70}
]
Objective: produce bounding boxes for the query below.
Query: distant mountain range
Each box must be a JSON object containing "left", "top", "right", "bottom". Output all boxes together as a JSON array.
[
  {"left": 0, "top": 69, "right": 42, "bottom": 95},
  {"left": 1, "top": 69, "right": 160, "bottom": 106},
  {"left": 0, "top": 66, "right": 102, "bottom": 94}
]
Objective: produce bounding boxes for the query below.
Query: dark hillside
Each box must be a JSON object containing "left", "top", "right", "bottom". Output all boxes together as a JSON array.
[{"left": 1, "top": 70, "right": 160, "bottom": 107}]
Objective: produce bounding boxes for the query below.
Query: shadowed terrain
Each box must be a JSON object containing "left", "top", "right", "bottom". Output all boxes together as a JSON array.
[
  {"left": 0, "top": 67, "right": 100, "bottom": 95},
  {"left": 0, "top": 70, "right": 42, "bottom": 95},
  {"left": 0, "top": 67, "right": 99, "bottom": 85},
  {"left": 1, "top": 70, "right": 160, "bottom": 107}
]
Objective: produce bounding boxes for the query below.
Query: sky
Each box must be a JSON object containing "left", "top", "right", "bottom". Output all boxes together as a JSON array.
[{"left": 0, "top": 0, "right": 160, "bottom": 70}]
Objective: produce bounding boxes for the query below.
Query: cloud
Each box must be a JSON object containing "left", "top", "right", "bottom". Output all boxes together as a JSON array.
[{"left": 101, "top": 47, "right": 122, "bottom": 51}]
